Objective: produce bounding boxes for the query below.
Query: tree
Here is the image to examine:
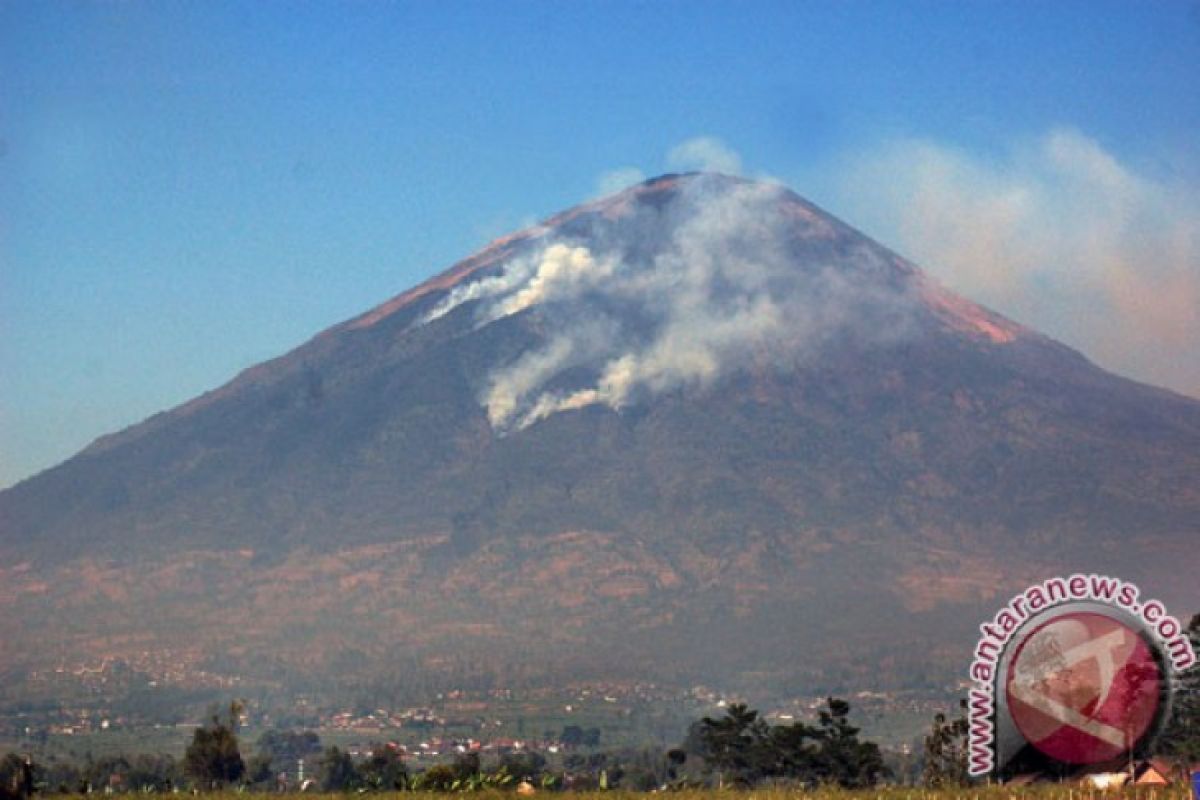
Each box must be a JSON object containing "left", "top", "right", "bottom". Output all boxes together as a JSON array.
[
  {"left": 1160, "top": 613, "right": 1200, "bottom": 765},
  {"left": 39, "top": 757, "right": 81, "bottom": 795},
  {"left": 922, "top": 699, "right": 969, "bottom": 787},
  {"left": 83, "top": 756, "right": 131, "bottom": 793},
  {"left": 251, "top": 728, "right": 320, "bottom": 787},
  {"left": 415, "top": 764, "right": 458, "bottom": 791},
  {"left": 317, "top": 747, "right": 360, "bottom": 792},
  {"left": 498, "top": 751, "right": 546, "bottom": 782},
  {"left": 243, "top": 754, "right": 275, "bottom": 788},
  {"left": 360, "top": 744, "right": 407, "bottom": 790},
  {"left": 619, "top": 745, "right": 688, "bottom": 790},
  {"left": 451, "top": 752, "right": 481, "bottom": 781},
  {"left": 693, "top": 703, "right": 771, "bottom": 786},
  {"left": 255, "top": 729, "right": 321, "bottom": 768},
  {"left": 765, "top": 719, "right": 818, "bottom": 779},
  {"left": 0, "top": 754, "right": 38, "bottom": 800},
  {"left": 183, "top": 701, "right": 246, "bottom": 789},
  {"left": 560, "top": 724, "right": 600, "bottom": 748},
  {"left": 665, "top": 748, "right": 688, "bottom": 784},
  {"left": 689, "top": 698, "right": 887, "bottom": 788},
  {"left": 126, "top": 754, "right": 180, "bottom": 792},
  {"left": 811, "top": 697, "right": 889, "bottom": 788}
]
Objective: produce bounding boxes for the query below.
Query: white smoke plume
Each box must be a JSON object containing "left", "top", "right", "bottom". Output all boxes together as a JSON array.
[
  {"left": 420, "top": 175, "right": 919, "bottom": 430},
  {"left": 423, "top": 242, "right": 617, "bottom": 328},
  {"left": 594, "top": 166, "right": 647, "bottom": 197},
  {"left": 496, "top": 244, "right": 615, "bottom": 318},
  {"left": 667, "top": 136, "right": 744, "bottom": 175},
  {"left": 422, "top": 256, "right": 536, "bottom": 324},
  {"left": 834, "top": 128, "right": 1200, "bottom": 397}
]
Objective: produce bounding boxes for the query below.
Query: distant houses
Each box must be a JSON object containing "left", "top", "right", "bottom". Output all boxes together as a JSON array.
[{"left": 1012, "top": 757, "right": 1196, "bottom": 788}]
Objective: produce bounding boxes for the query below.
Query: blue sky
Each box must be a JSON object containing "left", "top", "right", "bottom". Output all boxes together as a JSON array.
[{"left": 3, "top": 1, "right": 1199, "bottom": 488}]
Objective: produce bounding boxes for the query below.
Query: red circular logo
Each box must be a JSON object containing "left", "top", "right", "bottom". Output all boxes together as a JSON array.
[{"left": 1005, "top": 612, "right": 1162, "bottom": 765}]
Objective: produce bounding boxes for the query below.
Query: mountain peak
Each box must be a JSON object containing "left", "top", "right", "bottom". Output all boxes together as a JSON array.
[
  {"left": 75, "top": 173, "right": 1026, "bottom": 460},
  {"left": 408, "top": 171, "right": 934, "bottom": 429},
  {"left": 346, "top": 172, "right": 773, "bottom": 332},
  {"left": 350, "top": 170, "right": 1026, "bottom": 430},
  {"left": 2, "top": 172, "right": 1198, "bottom": 711}
]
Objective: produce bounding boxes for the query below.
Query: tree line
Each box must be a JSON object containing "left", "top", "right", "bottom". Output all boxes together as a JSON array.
[
  {"left": 683, "top": 698, "right": 886, "bottom": 788},
  {"left": 3, "top": 612, "right": 1197, "bottom": 798},
  {"left": 1, "top": 695, "right": 891, "bottom": 794}
]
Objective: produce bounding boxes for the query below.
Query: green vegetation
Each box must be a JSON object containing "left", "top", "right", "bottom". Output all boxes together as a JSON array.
[
  {"left": 2, "top": 788, "right": 1198, "bottom": 800},
  {"left": 687, "top": 700, "right": 886, "bottom": 788},
  {"left": 317, "top": 747, "right": 360, "bottom": 792},
  {"left": 0, "top": 699, "right": 897, "bottom": 794},
  {"left": 0, "top": 753, "right": 34, "bottom": 800},
  {"left": 920, "top": 701, "right": 967, "bottom": 788},
  {"left": 1161, "top": 614, "right": 1200, "bottom": 765},
  {"left": 5, "top": 683, "right": 1200, "bottom": 796},
  {"left": 182, "top": 703, "right": 245, "bottom": 789}
]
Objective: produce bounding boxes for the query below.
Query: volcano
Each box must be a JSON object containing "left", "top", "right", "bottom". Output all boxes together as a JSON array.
[{"left": 1, "top": 173, "right": 1197, "bottom": 707}]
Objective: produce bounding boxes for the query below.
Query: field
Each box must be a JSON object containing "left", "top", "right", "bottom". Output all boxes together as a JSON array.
[{"left": 28, "top": 788, "right": 1190, "bottom": 800}]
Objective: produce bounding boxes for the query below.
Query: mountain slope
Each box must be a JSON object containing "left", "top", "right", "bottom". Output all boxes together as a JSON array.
[{"left": 1, "top": 173, "right": 1197, "bottom": 704}]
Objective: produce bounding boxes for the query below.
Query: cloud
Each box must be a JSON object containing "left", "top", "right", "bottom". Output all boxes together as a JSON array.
[
  {"left": 667, "top": 136, "right": 743, "bottom": 175},
  {"left": 419, "top": 174, "right": 920, "bottom": 430},
  {"left": 595, "top": 166, "right": 646, "bottom": 197},
  {"left": 833, "top": 128, "right": 1200, "bottom": 397}
]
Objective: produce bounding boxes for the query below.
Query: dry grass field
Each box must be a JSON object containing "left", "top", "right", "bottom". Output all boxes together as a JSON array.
[{"left": 57, "top": 787, "right": 1192, "bottom": 800}]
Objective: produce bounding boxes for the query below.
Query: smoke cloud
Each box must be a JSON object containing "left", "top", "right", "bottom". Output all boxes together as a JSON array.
[
  {"left": 835, "top": 128, "right": 1200, "bottom": 397},
  {"left": 420, "top": 175, "right": 920, "bottom": 430},
  {"left": 496, "top": 244, "right": 615, "bottom": 318},
  {"left": 595, "top": 166, "right": 647, "bottom": 197},
  {"left": 423, "top": 242, "right": 615, "bottom": 326},
  {"left": 667, "top": 136, "right": 743, "bottom": 175}
]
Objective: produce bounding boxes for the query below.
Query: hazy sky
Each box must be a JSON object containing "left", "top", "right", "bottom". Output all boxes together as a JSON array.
[{"left": 3, "top": 1, "right": 1199, "bottom": 488}]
